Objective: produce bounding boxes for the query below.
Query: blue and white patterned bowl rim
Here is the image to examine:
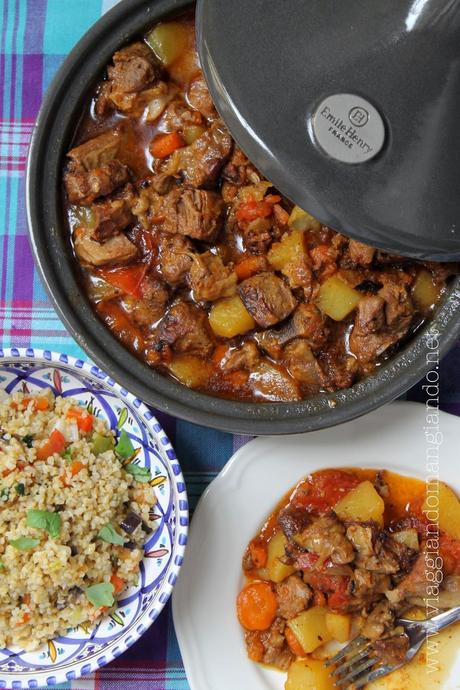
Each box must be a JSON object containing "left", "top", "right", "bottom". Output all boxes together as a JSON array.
[{"left": 0, "top": 347, "right": 188, "bottom": 689}]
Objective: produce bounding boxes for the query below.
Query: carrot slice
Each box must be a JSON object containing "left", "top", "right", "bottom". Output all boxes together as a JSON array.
[
  {"left": 150, "top": 131, "right": 185, "bottom": 158},
  {"left": 235, "top": 255, "right": 266, "bottom": 281},
  {"left": 285, "top": 626, "right": 306, "bottom": 657},
  {"left": 237, "top": 581, "right": 277, "bottom": 631},
  {"left": 37, "top": 430, "right": 66, "bottom": 461},
  {"left": 110, "top": 573, "right": 126, "bottom": 595},
  {"left": 98, "top": 264, "right": 148, "bottom": 299}
]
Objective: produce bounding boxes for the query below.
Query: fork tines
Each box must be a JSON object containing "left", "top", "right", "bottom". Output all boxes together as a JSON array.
[{"left": 325, "top": 635, "right": 390, "bottom": 688}]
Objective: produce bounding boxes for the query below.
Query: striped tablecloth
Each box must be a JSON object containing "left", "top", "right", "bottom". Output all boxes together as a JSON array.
[{"left": 1, "top": 1, "right": 460, "bottom": 689}]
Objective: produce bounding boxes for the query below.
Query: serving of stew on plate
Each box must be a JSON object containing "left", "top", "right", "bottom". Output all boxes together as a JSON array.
[
  {"left": 237, "top": 469, "right": 460, "bottom": 688},
  {"left": 63, "top": 11, "right": 456, "bottom": 403}
]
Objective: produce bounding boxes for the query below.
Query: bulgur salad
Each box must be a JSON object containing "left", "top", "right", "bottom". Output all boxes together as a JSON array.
[{"left": 0, "top": 390, "right": 157, "bottom": 651}]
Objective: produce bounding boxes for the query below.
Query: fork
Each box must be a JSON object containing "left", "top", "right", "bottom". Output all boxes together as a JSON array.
[{"left": 324, "top": 605, "right": 460, "bottom": 688}]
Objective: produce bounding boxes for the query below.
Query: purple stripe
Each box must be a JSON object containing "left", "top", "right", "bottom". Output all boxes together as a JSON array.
[
  {"left": 13, "top": 235, "right": 35, "bottom": 302},
  {"left": 24, "top": 0, "right": 47, "bottom": 54},
  {"left": 22, "top": 53, "right": 43, "bottom": 120}
]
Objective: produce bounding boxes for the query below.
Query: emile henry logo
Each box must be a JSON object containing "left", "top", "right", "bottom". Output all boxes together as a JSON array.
[{"left": 319, "top": 104, "right": 373, "bottom": 154}]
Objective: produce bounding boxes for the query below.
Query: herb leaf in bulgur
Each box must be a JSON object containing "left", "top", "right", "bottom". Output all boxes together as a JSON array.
[
  {"left": 85, "top": 582, "right": 115, "bottom": 608},
  {"left": 26, "top": 509, "right": 62, "bottom": 539},
  {"left": 15, "top": 483, "right": 25, "bottom": 496},
  {"left": 21, "top": 434, "right": 34, "bottom": 448},
  {"left": 10, "top": 537, "right": 40, "bottom": 551},
  {"left": 97, "top": 523, "right": 125, "bottom": 545},
  {"left": 115, "top": 430, "right": 135, "bottom": 459},
  {"left": 91, "top": 432, "right": 115, "bottom": 455},
  {"left": 125, "top": 464, "right": 151, "bottom": 483}
]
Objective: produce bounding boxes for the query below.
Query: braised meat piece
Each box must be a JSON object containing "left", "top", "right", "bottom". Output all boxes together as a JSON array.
[
  {"left": 295, "top": 515, "right": 355, "bottom": 566},
  {"left": 256, "top": 304, "right": 328, "bottom": 359},
  {"left": 123, "top": 276, "right": 169, "bottom": 329},
  {"left": 243, "top": 218, "right": 277, "bottom": 255},
  {"left": 162, "top": 188, "right": 224, "bottom": 241},
  {"left": 349, "top": 281, "right": 414, "bottom": 364},
  {"left": 347, "top": 238, "right": 376, "bottom": 266},
  {"left": 360, "top": 600, "right": 395, "bottom": 640},
  {"left": 65, "top": 159, "right": 130, "bottom": 206},
  {"left": 284, "top": 340, "right": 325, "bottom": 389},
  {"left": 188, "top": 251, "right": 237, "bottom": 301},
  {"left": 351, "top": 569, "right": 391, "bottom": 609},
  {"left": 165, "top": 120, "right": 233, "bottom": 188},
  {"left": 372, "top": 633, "right": 409, "bottom": 666},
  {"left": 221, "top": 342, "right": 260, "bottom": 372},
  {"left": 157, "top": 232, "right": 194, "bottom": 286},
  {"left": 85, "top": 190, "right": 136, "bottom": 242},
  {"left": 221, "top": 146, "right": 261, "bottom": 188},
  {"left": 153, "top": 300, "right": 214, "bottom": 356},
  {"left": 276, "top": 575, "right": 312, "bottom": 620},
  {"left": 259, "top": 618, "right": 293, "bottom": 670},
  {"left": 239, "top": 273, "right": 297, "bottom": 327},
  {"left": 278, "top": 506, "right": 312, "bottom": 540},
  {"left": 74, "top": 228, "right": 138, "bottom": 267},
  {"left": 159, "top": 97, "right": 199, "bottom": 131},
  {"left": 106, "top": 42, "right": 160, "bottom": 113},
  {"left": 66, "top": 130, "right": 121, "bottom": 171},
  {"left": 282, "top": 254, "right": 316, "bottom": 298},
  {"left": 386, "top": 550, "right": 431, "bottom": 604},
  {"left": 187, "top": 74, "right": 216, "bottom": 119}
]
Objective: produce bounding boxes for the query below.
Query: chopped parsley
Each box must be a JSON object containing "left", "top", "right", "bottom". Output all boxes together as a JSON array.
[
  {"left": 26, "top": 509, "right": 61, "bottom": 539},
  {"left": 97, "top": 523, "right": 125, "bottom": 546}
]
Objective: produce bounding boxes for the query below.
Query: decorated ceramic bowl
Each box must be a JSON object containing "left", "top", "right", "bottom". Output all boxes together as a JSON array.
[{"left": 0, "top": 347, "right": 188, "bottom": 689}]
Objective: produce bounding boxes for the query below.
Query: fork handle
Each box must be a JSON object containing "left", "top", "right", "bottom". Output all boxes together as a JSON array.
[{"left": 428, "top": 605, "right": 460, "bottom": 633}]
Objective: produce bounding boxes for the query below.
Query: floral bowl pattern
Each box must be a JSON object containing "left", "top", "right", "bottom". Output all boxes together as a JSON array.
[{"left": 0, "top": 348, "right": 188, "bottom": 689}]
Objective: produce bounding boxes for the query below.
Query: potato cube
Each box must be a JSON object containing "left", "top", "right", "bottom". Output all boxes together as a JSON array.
[
  {"left": 167, "top": 355, "right": 212, "bottom": 389},
  {"left": 285, "top": 658, "right": 334, "bottom": 690},
  {"left": 267, "top": 531, "right": 296, "bottom": 583},
  {"left": 325, "top": 612, "right": 351, "bottom": 643},
  {"left": 146, "top": 22, "right": 189, "bottom": 65},
  {"left": 333, "top": 481, "right": 384, "bottom": 526},
  {"left": 392, "top": 528, "right": 419, "bottom": 551},
  {"left": 267, "top": 229, "right": 306, "bottom": 271},
  {"left": 288, "top": 206, "right": 321, "bottom": 232},
  {"left": 317, "top": 275, "right": 361, "bottom": 321},
  {"left": 412, "top": 269, "right": 441, "bottom": 312},
  {"left": 287, "top": 607, "right": 332, "bottom": 654},
  {"left": 423, "top": 481, "right": 460, "bottom": 540},
  {"left": 208, "top": 295, "right": 255, "bottom": 338}
]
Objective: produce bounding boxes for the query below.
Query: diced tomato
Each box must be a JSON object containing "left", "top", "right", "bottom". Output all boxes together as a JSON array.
[
  {"left": 110, "top": 573, "right": 126, "bottom": 595},
  {"left": 236, "top": 199, "right": 273, "bottom": 223},
  {"left": 98, "top": 264, "right": 148, "bottom": 299},
  {"left": 37, "top": 429, "right": 66, "bottom": 461},
  {"left": 150, "top": 131, "right": 185, "bottom": 158},
  {"left": 264, "top": 194, "right": 281, "bottom": 205},
  {"left": 296, "top": 552, "right": 320, "bottom": 570},
  {"left": 306, "top": 572, "right": 351, "bottom": 611},
  {"left": 234, "top": 255, "right": 267, "bottom": 281},
  {"left": 67, "top": 408, "right": 94, "bottom": 433},
  {"left": 18, "top": 612, "right": 31, "bottom": 626},
  {"left": 34, "top": 397, "right": 49, "bottom": 411},
  {"left": 293, "top": 470, "right": 361, "bottom": 515},
  {"left": 70, "top": 461, "right": 85, "bottom": 477},
  {"left": 212, "top": 344, "right": 229, "bottom": 366}
]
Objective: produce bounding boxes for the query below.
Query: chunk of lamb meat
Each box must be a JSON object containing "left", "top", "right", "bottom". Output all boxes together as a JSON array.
[
  {"left": 350, "top": 569, "right": 391, "bottom": 610},
  {"left": 258, "top": 618, "right": 293, "bottom": 670},
  {"left": 346, "top": 524, "right": 414, "bottom": 575},
  {"left": 243, "top": 218, "right": 279, "bottom": 255},
  {"left": 187, "top": 74, "right": 216, "bottom": 119},
  {"left": 74, "top": 228, "right": 137, "bottom": 267},
  {"left": 349, "top": 283, "right": 414, "bottom": 364},
  {"left": 278, "top": 505, "right": 312, "bottom": 540},
  {"left": 256, "top": 304, "right": 328, "bottom": 359},
  {"left": 239, "top": 273, "right": 297, "bottom": 327},
  {"left": 372, "top": 633, "right": 410, "bottom": 665},
  {"left": 295, "top": 515, "right": 355, "bottom": 566},
  {"left": 123, "top": 277, "right": 169, "bottom": 330},
  {"left": 276, "top": 575, "right": 312, "bottom": 620},
  {"left": 188, "top": 251, "right": 237, "bottom": 301},
  {"left": 347, "top": 238, "right": 376, "bottom": 266},
  {"left": 152, "top": 300, "right": 214, "bottom": 357},
  {"left": 360, "top": 600, "right": 396, "bottom": 641},
  {"left": 221, "top": 342, "right": 260, "bottom": 372},
  {"left": 162, "top": 188, "right": 224, "bottom": 241},
  {"left": 283, "top": 339, "right": 325, "bottom": 390},
  {"left": 106, "top": 43, "right": 161, "bottom": 112},
  {"left": 65, "top": 159, "right": 130, "bottom": 206},
  {"left": 164, "top": 120, "right": 233, "bottom": 188},
  {"left": 282, "top": 254, "right": 316, "bottom": 299},
  {"left": 67, "top": 130, "right": 121, "bottom": 172},
  {"left": 221, "top": 146, "right": 261, "bottom": 190},
  {"left": 157, "top": 232, "right": 194, "bottom": 286},
  {"left": 386, "top": 550, "right": 433, "bottom": 605},
  {"left": 84, "top": 189, "right": 135, "bottom": 242}
]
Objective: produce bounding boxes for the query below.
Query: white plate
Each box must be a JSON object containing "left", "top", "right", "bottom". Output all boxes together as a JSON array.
[{"left": 173, "top": 402, "right": 460, "bottom": 690}]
